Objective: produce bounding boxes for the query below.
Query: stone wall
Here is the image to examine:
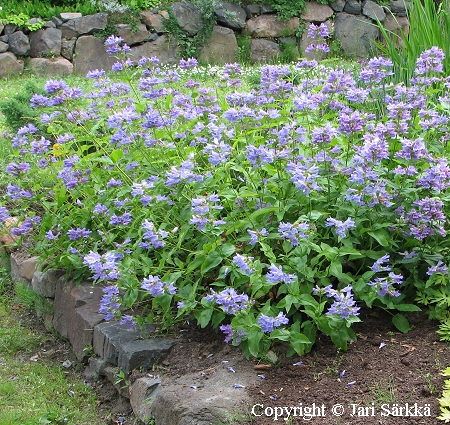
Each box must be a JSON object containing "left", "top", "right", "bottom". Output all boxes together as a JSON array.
[{"left": 0, "top": 0, "right": 410, "bottom": 77}]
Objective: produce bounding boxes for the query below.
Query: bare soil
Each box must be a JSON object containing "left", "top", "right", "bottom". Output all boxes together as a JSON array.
[{"left": 17, "top": 306, "right": 450, "bottom": 425}]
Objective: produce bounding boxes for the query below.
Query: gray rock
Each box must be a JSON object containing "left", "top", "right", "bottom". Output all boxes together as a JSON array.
[
  {"left": 344, "top": 0, "right": 362, "bottom": 14},
  {"left": 52, "top": 277, "right": 105, "bottom": 359},
  {"left": 363, "top": 0, "right": 386, "bottom": 22},
  {"left": 44, "top": 20, "right": 56, "bottom": 29},
  {"left": 170, "top": 2, "right": 204, "bottom": 36},
  {"left": 93, "top": 321, "right": 156, "bottom": 365},
  {"left": 0, "top": 35, "right": 8, "bottom": 43},
  {"left": 199, "top": 25, "right": 238, "bottom": 65},
  {"left": 330, "top": 0, "right": 346, "bottom": 12},
  {"left": 140, "top": 11, "right": 165, "bottom": 33},
  {"left": 129, "top": 377, "right": 161, "bottom": 423},
  {"left": 249, "top": 38, "right": 280, "bottom": 63},
  {"left": 29, "top": 27, "right": 62, "bottom": 57},
  {"left": 116, "top": 23, "right": 150, "bottom": 46},
  {"left": 148, "top": 33, "right": 159, "bottom": 41},
  {"left": 59, "top": 13, "right": 108, "bottom": 38},
  {"left": 61, "top": 38, "right": 76, "bottom": 60},
  {"left": 118, "top": 338, "right": 177, "bottom": 374},
  {"left": 73, "top": 35, "right": 116, "bottom": 75},
  {"left": 30, "top": 57, "right": 73, "bottom": 77},
  {"left": 31, "top": 269, "right": 65, "bottom": 298},
  {"left": 60, "top": 12, "right": 83, "bottom": 21},
  {"left": 129, "top": 35, "right": 179, "bottom": 65},
  {"left": 388, "top": 0, "right": 410, "bottom": 16},
  {"left": 244, "top": 4, "right": 261, "bottom": 18},
  {"left": 29, "top": 18, "right": 43, "bottom": 26},
  {"left": 52, "top": 16, "right": 63, "bottom": 27},
  {"left": 151, "top": 354, "right": 258, "bottom": 425},
  {"left": 4, "top": 24, "right": 17, "bottom": 35},
  {"left": 84, "top": 356, "right": 108, "bottom": 380},
  {"left": 301, "top": 1, "right": 334, "bottom": 22},
  {"left": 0, "top": 41, "right": 8, "bottom": 53},
  {"left": 334, "top": 12, "right": 379, "bottom": 57},
  {"left": 244, "top": 15, "right": 300, "bottom": 38},
  {"left": 214, "top": 2, "right": 247, "bottom": 30},
  {"left": 0, "top": 24, "right": 4, "bottom": 35},
  {"left": 10, "top": 253, "right": 39, "bottom": 283},
  {"left": 8, "top": 31, "right": 30, "bottom": 56}
]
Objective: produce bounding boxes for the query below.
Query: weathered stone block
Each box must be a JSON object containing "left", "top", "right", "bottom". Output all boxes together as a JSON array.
[
  {"left": 214, "top": 2, "right": 247, "bottom": 30},
  {"left": 10, "top": 253, "right": 39, "bottom": 283},
  {"left": 199, "top": 25, "right": 238, "bottom": 65},
  {"left": 59, "top": 13, "right": 108, "bottom": 38},
  {"left": 53, "top": 277, "right": 105, "bottom": 359},
  {"left": 29, "top": 27, "right": 62, "bottom": 57},
  {"left": 129, "top": 35, "right": 179, "bottom": 65},
  {"left": 301, "top": 1, "right": 334, "bottom": 22},
  {"left": 170, "top": 2, "right": 204, "bottom": 36},
  {"left": 363, "top": 0, "right": 386, "bottom": 22},
  {"left": 8, "top": 31, "right": 30, "bottom": 56},
  {"left": 93, "top": 321, "right": 155, "bottom": 365},
  {"left": 140, "top": 11, "right": 165, "bottom": 33},
  {"left": 116, "top": 23, "right": 150, "bottom": 46},
  {"left": 73, "top": 35, "right": 116, "bottom": 75},
  {"left": 31, "top": 269, "right": 65, "bottom": 298},
  {"left": 249, "top": 38, "right": 280, "bottom": 63},
  {"left": 344, "top": 0, "right": 362, "bottom": 14},
  {"left": 244, "top": 15, "right": 299, "bottom": 38},
  {"left": 118, "top": 338, "right": 177, "bottom": 374},
  {"left": 334, "top": 12, "right": 379, "bottom": 57}
]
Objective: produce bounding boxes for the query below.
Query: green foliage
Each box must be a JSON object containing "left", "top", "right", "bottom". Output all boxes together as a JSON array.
[
  {"left": 268, "top": 0, "right": 306, "bottom": 20},
  {"left": 0, "top": 12, "right": 45, "bottom": 31},
  {"left": 0, "top": 1, "right": 96, "bottom": 21},
  {"left": 375, "top": 0, "right": 450, "bottom": 84},
  {"left": 438, "top": 367, "right": 450, "bottom": 422},
  {"left": 236, "top": 34, "right": 252, "bottom": 65},
  {"left": 277, "top": 40, "right": 300, "bottom": 63},
  {"left": 0, "top": 81, "right": 45, "bottom": 132}
]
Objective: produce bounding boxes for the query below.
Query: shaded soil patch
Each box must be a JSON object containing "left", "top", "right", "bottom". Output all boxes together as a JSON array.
[{"left": 166, "top": 310, "right": 450, "bottom": 425}]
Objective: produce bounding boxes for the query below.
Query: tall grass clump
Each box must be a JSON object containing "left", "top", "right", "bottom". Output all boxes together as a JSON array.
[
  {"left": 2, "top": 35, "right": 450, "bottom": 359},
  {"left": 376, "top": 0, "right": 450, "bottom": 84}
]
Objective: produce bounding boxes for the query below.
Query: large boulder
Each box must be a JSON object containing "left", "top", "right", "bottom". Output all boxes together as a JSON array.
[
  {"left": 249, "top": 38, "right": 280, "bottom": 63},
  {"left": 29, "top": 28, "right": 62, "bottom": 58},
  {"left": 73, "top": 35, "right": 116, "bottom": 75},
  {"left": 61, "top": 38, "right": 76, "bottom": 60},
  {"left": 389, "top": 0, "right": 410, "bottom": 16},
  {"left": 214, "top": 2, "right": 247, "bottom": 30},
  {"left": 344, "top": 0, "right": 362, "bottom": 14},
  {"left": 29, "top": 57, "right": 74, "bottom": 77},
  {"left": 170, "top": 2, "right": 204, "bottom": 36},
  {"left": 0, "top": 41, "right": 8, "bottom": 53},
  {"left": 59, "top": 13, "right": 108, "bottom": 38},
  {"left": 129, "top": 35, "right": 179, "bottom": 65},
  {"left": 199, "top": 25, "right": 238, "bottom": 64},
  {"left": 8, "top": 31, "right": 30, "bottom": 56},
  {"left": 244, "top": 15, "right": 299, "bottom": 38},
  {"left": 301, "top": 1, "right": 334, "bottom": 22},
  {"left": 334, "top": 13, "right": 379, "bottom": 57}
]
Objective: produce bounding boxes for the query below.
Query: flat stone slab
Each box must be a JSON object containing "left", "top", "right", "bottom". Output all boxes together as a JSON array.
[{"left": 151, "top": 353, "right": 259, "bottom": 425}]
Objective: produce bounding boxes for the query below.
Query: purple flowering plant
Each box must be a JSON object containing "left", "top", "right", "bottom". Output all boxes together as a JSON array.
[{"left": 3, "top": 35, "right": 450, "bottom": 357}]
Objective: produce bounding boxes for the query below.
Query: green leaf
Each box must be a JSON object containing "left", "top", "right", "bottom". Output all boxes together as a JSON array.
[
  {"left": 269, "top": 328, "right": 290, "bottom": 341},
  {"left": 393, "top": 304, "right": 421, "bottom": 312},
  {"left": 392, "top": 313, "right": 411, "bottom": 333},
  {"left": 123, "top": 288, "right": 138, "bottom": 308},
  {"left": 330, "top": 327, "right": 353, "bottom": 350},
  {"left": 110, "top": 148, "right": 124, "bottom": 163},
  {"left": 195, "top": 308, "right": 213, "bottom": 328},
  {"left": 247, "top": 330, "right": 264, "bottom": 358},
  {"left": 201, "top": 252, "right": 223, "bottom": 275},
  {"left": 219, "top": 243, "right": 235, "bottom": 258},
  {"left": 367, "top": 230, "right": 390, "bottom": 247}
]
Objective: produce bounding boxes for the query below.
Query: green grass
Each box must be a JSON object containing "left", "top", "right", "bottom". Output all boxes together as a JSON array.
[{"left": 0, "top": 268, "right": 105, "bottom": 425}]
